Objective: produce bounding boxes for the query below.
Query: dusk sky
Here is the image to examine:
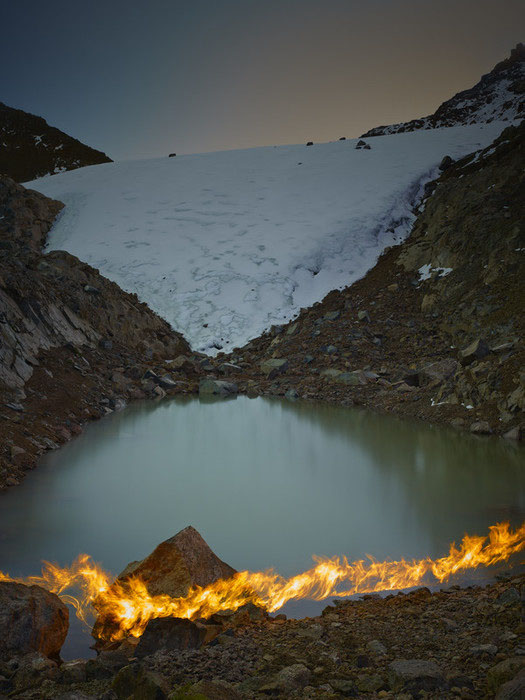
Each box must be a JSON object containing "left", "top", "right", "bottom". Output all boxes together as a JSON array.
[{"left": 2, "top": 0, "right": 524, "bottom": 160}]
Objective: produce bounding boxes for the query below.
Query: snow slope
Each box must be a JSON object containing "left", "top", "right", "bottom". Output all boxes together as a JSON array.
[{"left": 29, "top": 122, "right": 507, "bottom": 353}]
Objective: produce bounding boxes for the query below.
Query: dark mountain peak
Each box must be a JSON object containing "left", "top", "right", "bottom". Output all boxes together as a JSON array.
[
  {"left": 0, "top": 102, "right": 112, "bottom": 183},
  {"left": 362, "top": 44, "right": 524, "bottom": 137}
]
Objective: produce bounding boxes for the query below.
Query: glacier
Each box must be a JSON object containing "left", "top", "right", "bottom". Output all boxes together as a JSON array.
[{"left": 28, "top": 122, "right": 507, "bottom": 353}]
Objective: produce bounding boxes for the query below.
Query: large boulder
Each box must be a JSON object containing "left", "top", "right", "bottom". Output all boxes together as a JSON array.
[
  {"left": 260, "top": 358, "right": 289, "bottom": 379},
  {"left": 389, "top": 658, "right": 446, "bottom": 693},
  {"left": 458, "top": 338, "right": 490, "bottom": 366},
  {"left": 93, "top": 526, "right": 236, "bottom": 642},
  {"left": 135, "top": 617, "right": 208, "bottom": 657},
  {"left": 198, "top": 378, "right": 238, "bottom": 397},
  {"left": 116, "top": 526, "right": 236, "bottom": 597},
  {"left": 0, "top": 582, "right": 69, "bottom": 660}
]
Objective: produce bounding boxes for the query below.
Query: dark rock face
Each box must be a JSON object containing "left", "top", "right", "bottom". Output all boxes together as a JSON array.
[
  {"left": 0, "top": 176, "right": 190, "bottom": 392},
  {"left": 0, "top": 175, "right": 192, "bottom": 489},
  {"left": 112, "top": 664, "right": 169, "bottom": 700},
  {"left": 135, "top": 618, "right": 208, "bottom": 657},
  {"left": 0, "top": 101, "right": 112, "bottom": 183},
  {"left": 0, "top": 176, "right": 63, "bottom": 253},
  {"left": 0, "top": 582, "right": 69, "bottom": 660},
  {"left": 362, "top": 43, "right": 524, "bottom": 137}
]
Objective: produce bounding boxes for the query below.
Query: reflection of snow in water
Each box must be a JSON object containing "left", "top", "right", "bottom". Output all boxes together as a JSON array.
[{"left": 30, "top": 122, "right": 505, "bottom": 353}]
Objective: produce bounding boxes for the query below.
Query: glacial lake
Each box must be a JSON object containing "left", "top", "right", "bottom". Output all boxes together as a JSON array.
[{"left": 0, "top": 396, "right": 524, "bottom": 658}]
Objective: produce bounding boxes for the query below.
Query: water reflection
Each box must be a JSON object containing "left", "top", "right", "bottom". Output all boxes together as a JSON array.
[{"left": 0, "top": 396, "right": 523, "bottom": 656}]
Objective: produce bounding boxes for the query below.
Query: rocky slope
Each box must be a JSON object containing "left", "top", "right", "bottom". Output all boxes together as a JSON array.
[
  {"left": 362, "top": 43, "right": 524, "bottom": 137},
  {"left": 0, "top": 102, "right": 112, "bottom": 182},
  {"left": 0, "top": 176, "right": 195, "bottom": 489},
  {"left": 209, "top": 121, "right": 524, "bottom": 439}
]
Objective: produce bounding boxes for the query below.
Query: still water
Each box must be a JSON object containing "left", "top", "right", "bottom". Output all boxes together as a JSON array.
[{"left": 0, "top": 396, "right": 524, "bottom": 657}]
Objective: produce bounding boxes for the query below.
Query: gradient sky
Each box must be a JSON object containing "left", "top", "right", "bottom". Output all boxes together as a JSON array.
[{"left": 2, "top": 0, "right": 524, "bottom": 160}]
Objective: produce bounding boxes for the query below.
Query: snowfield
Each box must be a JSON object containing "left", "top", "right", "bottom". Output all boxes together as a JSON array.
[{"left": 29, "top": 123, "right": 507, "bottom": 353}]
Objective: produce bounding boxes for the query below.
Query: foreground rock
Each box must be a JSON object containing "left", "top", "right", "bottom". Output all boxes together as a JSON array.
[
  {"left": 116, "top": 526, "right": 236, "bottom": 597},
  {"left": 199, "top": 378, "right": 238, "bottom": 397},
  {"left": 18, "top": 572, "right": 522, "bottom": 698},
  {"left": 0, "top": 582, "right": 68, "bottom": 660},
  {"left": 93, "top": 526, "right": 236, "bottom": 642},
  {"left": 135, "top": 618, "right": 209, "bottom": 658}
]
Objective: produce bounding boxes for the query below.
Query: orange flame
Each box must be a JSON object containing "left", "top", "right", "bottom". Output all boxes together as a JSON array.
[{"left": 1, "top": 522, "right": 523, "bottom": 642}]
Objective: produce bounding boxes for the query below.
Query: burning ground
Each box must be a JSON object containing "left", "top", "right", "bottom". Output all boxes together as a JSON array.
[{"left": 0, "top": 523, "right": 525, "bottom": 698}]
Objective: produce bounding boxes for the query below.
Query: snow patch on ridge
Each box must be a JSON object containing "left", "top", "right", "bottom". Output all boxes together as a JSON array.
[{"left": 29, "top": 122, "right": 507, "bottom": 353}]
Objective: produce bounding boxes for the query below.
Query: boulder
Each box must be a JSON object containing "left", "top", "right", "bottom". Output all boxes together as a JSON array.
[
  {"left": 470, "top": 420, "right": 492, "bottom": 434},
  {"left": 10, "top": 652, "right": 59, "bottom": 692},
  {"left": 93, "top": 526, "right": 236, "bottom": 642},
  {"left": 260, "top": 358, "right": 289, "bottom": 379},
  {"left": 217, "top": 362, "right": 242, "bottom": 375},
  {"left": 198, "top": 379, "right": 238, "bottom": 397},
  {"left": 469, "top": 643, "right": 498, "bottom": 656},
  {"left": 135, "top": 618, "right": 208, "bottom": 657},
  {"left": 459, "top": 338, "right": 490, "bottom": 366},
  {"left": 503, "top": 425, "right": 523, "bottom": 440},
  {"left": 367, "top": 639, "right": 387, "bottom": 655},
  {"left": 0, "top": 582, "right": 69, "bottom": 660},
  {"left": 421, "top": 294, "right": 436, "bottom": 312},
  {"left": 439, "top": 155, "right": 454, "bottom": 171},
  {"left": 496, "top": 668, "right": 525, "bottom": 699},
  {"left": 487, "top": 657, "right": 525, "bottom": 695},
  {"left": 157, "top": 374, "right": 180, "bottom": 389},
  {"left": 112, "top": 664, "right": 169, "bottom": 699},
  {"left": 320, "top": 368, "right": 342, "bottom": 379},
  {"left": 114, "top": 526, "right": 235, "bottom": 598},
  {"left": 168, "top": 355, "right": 195, "bottom": 372},
  {"left": 336, "top": 370, "right": 368, "bottom": 385},
  {"left": 275, "top": 664, "right": 311, "bottom": 691},
  {"left": 389, "top": 659, "right": 445, "bottom": 693},
  {"left": 419, "top": 358, "right": 458, "bottom": 384}
]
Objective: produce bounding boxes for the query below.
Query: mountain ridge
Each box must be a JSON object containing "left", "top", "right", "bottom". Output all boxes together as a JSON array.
[
  {"left": 0, "top": 101, "right": 112, "bottom": 183},
  {"left": 362, "top": 43, "right": 524, "bottom": 137}
]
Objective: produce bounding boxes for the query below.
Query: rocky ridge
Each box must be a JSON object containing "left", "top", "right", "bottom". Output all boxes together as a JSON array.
[
  {"left": 0, "top": 175, "right": 197, "bottom": 489},
  {"left": 0, "top": 101, "right": 112, "bottom": 182},
  {"left": 209, "top": 121, "right": 524, "bottom": 440},
  {"left": 361, "top": 44, "right": 524, "bottom": 137}
]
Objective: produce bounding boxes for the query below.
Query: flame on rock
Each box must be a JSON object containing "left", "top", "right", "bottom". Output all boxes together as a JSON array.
[{"left": 1, "top": 522, "right": 523, "bottom": 642}]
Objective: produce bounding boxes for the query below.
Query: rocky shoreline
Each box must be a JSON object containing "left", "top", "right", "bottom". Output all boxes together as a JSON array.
[{"left": 1, "top": 527, "right": 524, "bottom": 699}]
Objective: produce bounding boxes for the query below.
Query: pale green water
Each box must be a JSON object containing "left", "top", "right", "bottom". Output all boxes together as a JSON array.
[{"left": 0, "top": 396, "right": 523, "bottom": 657}]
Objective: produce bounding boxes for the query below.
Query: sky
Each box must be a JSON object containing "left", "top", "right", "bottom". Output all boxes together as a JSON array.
[{"left": 1, "top": 0, "right": 524, "bottom": 160}]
